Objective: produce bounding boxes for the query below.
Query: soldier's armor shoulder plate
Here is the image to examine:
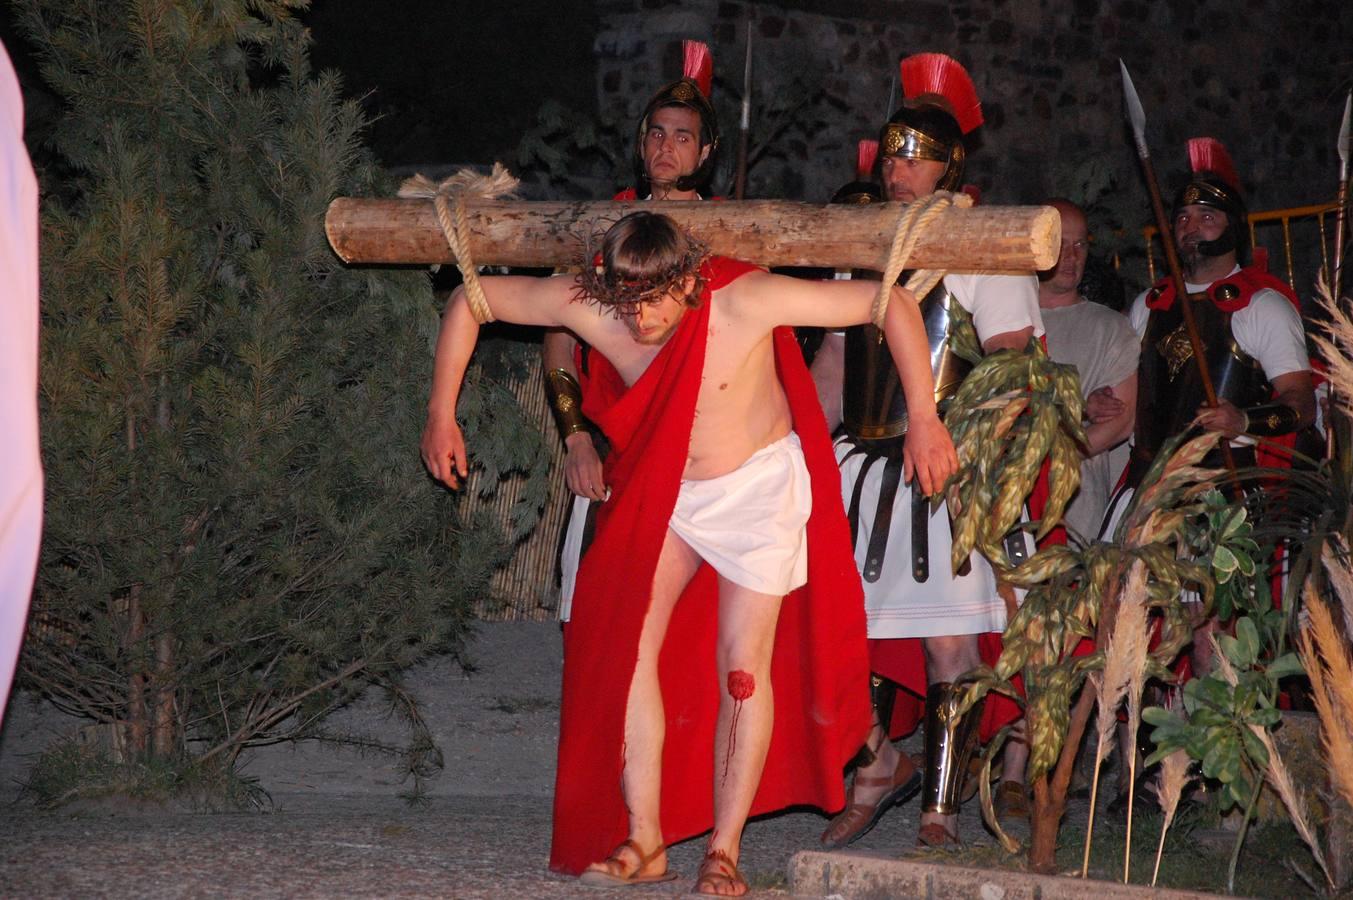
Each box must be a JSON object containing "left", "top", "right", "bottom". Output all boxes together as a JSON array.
[{"left": 842, "top": 277, "right": 972, "bottom": 449}]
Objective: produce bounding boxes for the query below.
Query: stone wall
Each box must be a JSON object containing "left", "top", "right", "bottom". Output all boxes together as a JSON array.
[{"left": 593, "top": 0, "right": 1352, "bottom": 287}]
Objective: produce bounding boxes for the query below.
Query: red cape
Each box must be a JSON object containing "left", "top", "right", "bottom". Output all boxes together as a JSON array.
[
  {"left": 549, "top": 257, "right": 872, "bottom": 874},
  {"left": 1144, "top": 263, "right": 1300, "bottom": 314}
]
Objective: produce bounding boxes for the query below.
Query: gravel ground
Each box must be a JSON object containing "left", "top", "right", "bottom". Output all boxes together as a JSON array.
[{"left": 0, "top": 622, "right": 1019, "bottom": 898}]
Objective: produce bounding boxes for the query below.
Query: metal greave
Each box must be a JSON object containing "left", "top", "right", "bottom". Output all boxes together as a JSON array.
[{"left": 921, "top": 681, "right": 984, "bottom": 815}]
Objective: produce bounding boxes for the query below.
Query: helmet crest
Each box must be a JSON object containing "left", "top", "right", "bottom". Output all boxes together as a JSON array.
[
  {"left": 833, "top": 139, "right": 883, "bottom": 205},
  {"left": 855, "top": 139, "right": 879, "bottom": 182},
  {"left": 899, "top": 52, "right": 983, "bottom": 135},
  {"left": 1173, "top": 136, "right": 1248, "bottom": 263}
]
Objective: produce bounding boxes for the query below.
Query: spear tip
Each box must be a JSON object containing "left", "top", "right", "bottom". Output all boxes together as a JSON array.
[
  {"left": 1119, "top": 59, "right": 1149, "bottom": 159},
  {"left": 1338, "top": 90, "right": 1351, "bottom": 170}
]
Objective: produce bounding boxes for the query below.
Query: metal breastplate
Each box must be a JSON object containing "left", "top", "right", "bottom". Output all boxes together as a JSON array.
[
  {"left": 1131, "top": 294, "right": 1270, "bottom": 475},
  {"left": 842, "top": 277, "right": 971, "bottom": 448}
]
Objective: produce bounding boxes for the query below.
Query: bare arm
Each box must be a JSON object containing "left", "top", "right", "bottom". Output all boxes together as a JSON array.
[
  {"left": 1085, "top": 372, "right": 1136, "bottom": 456},
  {"left": 809, "top": 332, "right": 845, "bottom": 432},
  {"left": 421, "top": 276, "right": 582, "bottom": 488},
  {"left": 542, "top": 329, "right": 579, "bottom": 371},
  {"left": 729, "top": 271, "right": 957, "bottom": 490},
  {"left": 732, "top": 270, "right": 882, "bottom": 330},
  {"left": 1194, "top": 370, "right": 1316, "bottom": 436},
  {"left": 542, "top": 329, "right": 606, "bottom": 501},
  {"left": 1085, "top": 385, "right": 1126, "bottom": 424},
  {"left": 1272, "top": 371, "right": 1318, "bottom": 430},
  {"left": 883, "top": 293, "right": 958, "bottom": 495},
  {"left": 421, "top": 288, "right": 482, "bottom": 488},
  {"left": 981, "top": 326, "right": 1036, "bottom": 354}
]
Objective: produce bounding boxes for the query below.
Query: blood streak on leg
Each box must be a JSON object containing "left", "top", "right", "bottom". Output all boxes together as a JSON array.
[{"left": 723, "top": 670, "right": 756, "bottom": 781}]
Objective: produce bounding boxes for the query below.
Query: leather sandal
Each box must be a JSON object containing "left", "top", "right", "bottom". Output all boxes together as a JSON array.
[
  {"left": 916, "top": 821, "right": 961, "bottom": 848},
  {"left": 578, "top": 838, "right": 677, "bottom": 887},
  {"left": 692, "top": 848, "right": 747, "bottom": 896},
  {"left": 820, "top": 752, "right": 922, "bottom": 848}
]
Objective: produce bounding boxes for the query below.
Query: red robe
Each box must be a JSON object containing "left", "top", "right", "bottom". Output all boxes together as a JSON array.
[{"left": 549, "top": 257, "right": 872, "bottom": 874}]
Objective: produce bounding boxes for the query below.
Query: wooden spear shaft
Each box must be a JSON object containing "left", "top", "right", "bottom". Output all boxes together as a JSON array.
[
  {"left": 324, "top": 198, "right": 1061, "bottom": 271},
  {"left": 1138, "top": 155, "right": 1243, "bottom": 483},
  {"left": 1121, "top": 61, "right": 1239, "bottom": 483},
  {"left": 1334, "top": 178, "right": 1349, "bottom": 305}
]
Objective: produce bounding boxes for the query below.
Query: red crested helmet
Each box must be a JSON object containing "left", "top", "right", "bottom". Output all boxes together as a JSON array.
[
  {"left": 1172, "top": 136, "right": 1250, "bottom": 263},
  {"left": 879, "top": 53, "right": 982, "bottom": 193}
]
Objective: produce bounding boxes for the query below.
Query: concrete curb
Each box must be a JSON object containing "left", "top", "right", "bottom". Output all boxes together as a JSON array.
[{"left": 789, "top": 850, "right": 1227, "bottom": 899}]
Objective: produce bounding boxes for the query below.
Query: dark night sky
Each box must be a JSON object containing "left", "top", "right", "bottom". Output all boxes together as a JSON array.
[
  {"left": 0, "top": 1, "right": 601, "bottom": 169},
  {"left": 303, "top": 0, "right": 600, "bottom": 167}
]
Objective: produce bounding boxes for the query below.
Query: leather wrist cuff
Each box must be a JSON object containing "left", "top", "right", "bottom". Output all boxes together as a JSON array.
[
  {"left": 544, "top": 367, "right": 589, "bottom": 440},
  {"left": 1242, "top": 402, "right": 1300, "bottom": 437}
]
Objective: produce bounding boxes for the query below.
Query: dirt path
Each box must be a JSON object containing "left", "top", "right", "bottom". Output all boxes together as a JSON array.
[{"left": 0, "top": 622, "right": 1004, "bottom": 897}]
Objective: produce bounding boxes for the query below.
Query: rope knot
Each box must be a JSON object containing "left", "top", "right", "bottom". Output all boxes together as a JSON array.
[
  {"left": 872, "top": 190, "right": 973, "bottom": 329},
  {"left": 399, "top": 163, "right": 520, "bottom": 324}
]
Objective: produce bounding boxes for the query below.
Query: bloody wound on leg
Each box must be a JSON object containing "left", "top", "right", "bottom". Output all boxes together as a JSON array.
[{"left": 723, "top": 670, "right": 756, "bottom": 782}]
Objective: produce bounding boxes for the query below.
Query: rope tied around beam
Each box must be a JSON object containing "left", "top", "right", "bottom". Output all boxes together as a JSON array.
[
  {"left": 399, "top": 164, "right": 520, "bottom": 324},
  {"left": 871, "top": 190, "right": 973, "bottom": 329}
]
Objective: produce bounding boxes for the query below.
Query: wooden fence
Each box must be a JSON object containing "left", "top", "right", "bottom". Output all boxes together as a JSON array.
[
  {"left": 1142, "top": 200, "right": 1344, "bottom": 292},
  {"left": 459, "top": 356, "right": 573, "bottom": 622}
]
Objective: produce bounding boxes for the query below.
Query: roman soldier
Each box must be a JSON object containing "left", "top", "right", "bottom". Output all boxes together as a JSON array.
[
  {"left": 1095, "top": 139, "right": 1316, "bottom": 689},
  {"left": 812, "top": 53, "right": 1044, "bottom": 849},
  {"left": 546, "top": 40, "right": 721, "bottom": 622},
  {"left": 1103, "top": 138, "right": 1317, "bottom": 504},
  {"left": 618, "top": 39, "right": 720, "bottom": 202}
]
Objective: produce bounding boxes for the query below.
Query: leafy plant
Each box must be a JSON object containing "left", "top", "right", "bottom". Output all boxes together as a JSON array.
[
  {"left": 956, "top": 430, "right": 1230, "bottom": 872},
  {"left": 1143, "top": 616, "right": 1301, "bottom": 812}
]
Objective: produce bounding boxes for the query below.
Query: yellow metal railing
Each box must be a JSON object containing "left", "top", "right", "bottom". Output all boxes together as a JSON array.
[{"left": 1142, "top": 201, "right": 1345, "bottom": 291}]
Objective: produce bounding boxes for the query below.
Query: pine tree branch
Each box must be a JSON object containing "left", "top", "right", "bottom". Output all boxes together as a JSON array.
[{"left": 196, "top": 648, "right": 387, "bottom": 766}]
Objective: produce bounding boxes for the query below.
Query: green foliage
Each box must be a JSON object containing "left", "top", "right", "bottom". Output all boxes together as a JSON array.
[
  {"left": 1145, "top": 489, "right": 1304, "bottom": 812},
  {"left": 965, "top": 432, "right": 1229, "bottom": 783},
  {"left": 1189, "top": 493, "right": 1263, "bottom": 624},
  {"left": 23, "top": 738, "right": 267, "bottom": 810},
  {"left": 516, "top": 99, "right": 626, "bottom": 200},
  {"left": 17, "top": 0, "right": 547, "bottom": 791},
  {"left": 944, "top": 338, "right": 1088, "bottom": 574}
]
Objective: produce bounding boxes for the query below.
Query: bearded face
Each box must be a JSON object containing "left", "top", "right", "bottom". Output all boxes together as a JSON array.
[{"left": 1173, "top": 203, "right": 1229, "bottom": 276}]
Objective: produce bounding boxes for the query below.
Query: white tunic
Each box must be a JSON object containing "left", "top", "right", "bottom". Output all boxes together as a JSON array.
[{"left": 842, "top": 271, "right": 1043, "bottom": 639}]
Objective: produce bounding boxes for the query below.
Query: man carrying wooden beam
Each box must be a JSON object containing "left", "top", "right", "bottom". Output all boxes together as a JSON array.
[
  {"left": 545, "top": 40, "right": 719, "bottom": 623},
  {"left": 812, "top": 53, "right": 1045, "bottom": 850},
  {"left": 421, "top": 210, "right": 956, "bottom": 894}
]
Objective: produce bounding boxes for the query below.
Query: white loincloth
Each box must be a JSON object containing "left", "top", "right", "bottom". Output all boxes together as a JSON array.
[
  {"left": 668, "top": 432, "right": 812, "bottom": 597},
  {"left": 836, "top": 437, "right": 1010, "bottom": 639}
]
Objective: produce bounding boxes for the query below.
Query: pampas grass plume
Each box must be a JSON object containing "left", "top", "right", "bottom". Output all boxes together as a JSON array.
[
  {"left": 1300, "top": 582, "right": 1353, "bottom": 816},
  {"left": 1081, "top": 560, "right": 1151, "bottom": 879}
]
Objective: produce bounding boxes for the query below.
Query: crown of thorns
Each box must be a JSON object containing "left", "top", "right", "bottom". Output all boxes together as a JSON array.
[{"left": 572, "top": 231, "right": 710, "bottom": 317}]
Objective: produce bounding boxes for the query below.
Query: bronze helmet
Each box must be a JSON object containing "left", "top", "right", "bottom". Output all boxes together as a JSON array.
[{"left": 879, "top": 53, "right": 983, "bottom": 194}]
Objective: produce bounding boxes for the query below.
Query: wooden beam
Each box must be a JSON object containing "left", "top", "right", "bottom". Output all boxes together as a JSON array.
[{"left": 324, "top": 199, "right": 1060, "bottom": 272}]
